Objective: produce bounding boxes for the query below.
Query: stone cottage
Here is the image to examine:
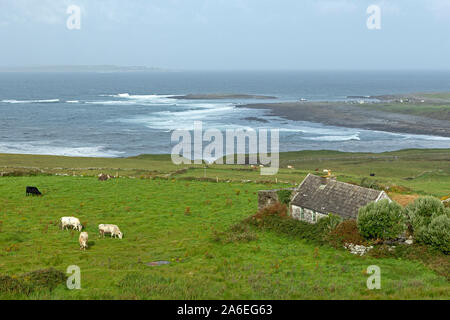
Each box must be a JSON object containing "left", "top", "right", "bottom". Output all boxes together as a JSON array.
[
  {"left": 291, "top": 174, "right": 390, "bottom": 223},
  {"left": 258, "top": 173, "right": 390, "bottom": 224}
]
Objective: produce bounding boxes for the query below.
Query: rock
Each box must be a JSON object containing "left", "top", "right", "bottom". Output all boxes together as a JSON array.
[
  {"left": 405, "top": 239, "right": 413, "bottom": 245},
  {"left": 344, "top": 243, "right": 373, "bottom": 256}
]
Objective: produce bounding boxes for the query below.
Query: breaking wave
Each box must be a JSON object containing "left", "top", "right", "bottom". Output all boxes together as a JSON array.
[
  {"left": 100, "top": 93, "right": 176, "bottom": 104},
  {"left": 0, "top": 142, "right": 124, "bottom": 158},
  {"left": 1, "top": 99, "right": 60, "bottom": 104},
  {"left": 304, "top": 134, "right": 361, "bottom": 142}
]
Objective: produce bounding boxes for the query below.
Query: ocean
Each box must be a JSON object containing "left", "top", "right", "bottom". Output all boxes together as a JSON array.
[{"left": 0, "top": 71, "right": 449, "bottom": 158}]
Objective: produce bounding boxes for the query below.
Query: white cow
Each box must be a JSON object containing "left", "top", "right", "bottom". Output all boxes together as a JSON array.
[
  {"left": 61, "top": 217, "right": 82, "bottom": 231},
  {"left": 98, "top": 224, "right": 123, "bottom": 239},
  {"left": 287, "top": 165, "right": 294, "bottom": 169},
  {"left": 79, "top": 232, "right": 88, "bottom": 250}
]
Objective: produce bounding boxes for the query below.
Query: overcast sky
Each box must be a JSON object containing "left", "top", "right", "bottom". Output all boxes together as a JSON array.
[{"left": 1, "top": 0, "right": 450, "bottom": 70}]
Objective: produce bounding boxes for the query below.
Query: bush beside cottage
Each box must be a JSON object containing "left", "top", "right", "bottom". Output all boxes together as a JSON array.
[
  {"left": 357, "top": 200, "right": 407, "bottom": 240},
  {"left": 250, "top": 194, "right": 449, "bottom": 255},
  {"left": 405, "top": 197, "right": 450, "bottom": 253}
]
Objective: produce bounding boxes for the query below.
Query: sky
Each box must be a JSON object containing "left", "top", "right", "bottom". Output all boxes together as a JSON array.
[{"left": 1, "top": 0, "right": 450, "bottom": 70}]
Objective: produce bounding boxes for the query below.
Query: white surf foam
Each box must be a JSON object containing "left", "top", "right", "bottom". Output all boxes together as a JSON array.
[
  {"left": 155, "top": 105, "right": 234, "bottom": 118},
  {"left": 1, "top": 99, "right": 60, "bottom": 104},
  {"left": 304, "top": 134, "right": 361, "bottom": 142},
  {"left": 114, "top": 101, "right": 238, "bottom": 130},
  {"left": 104, "top": 93, "right": 176, "bottom": 104},
  {"left": 86, "top": 100, "right": 139, "bottom": 105},
  {"left": 0, "top": 142, "right": 124, "bottom": 158}
]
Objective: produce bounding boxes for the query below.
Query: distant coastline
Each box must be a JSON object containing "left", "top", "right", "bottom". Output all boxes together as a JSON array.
[
  {"left": 238, "top": 93, "right": 450, "bottom": 137},
  {"left": 0, "top": 65, "right": 168, "bottom": 73}
]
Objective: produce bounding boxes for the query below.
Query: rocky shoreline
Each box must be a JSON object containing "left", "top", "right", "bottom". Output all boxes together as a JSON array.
[{"left": 238, "top": 101, "right": 450, "bottom": 137}]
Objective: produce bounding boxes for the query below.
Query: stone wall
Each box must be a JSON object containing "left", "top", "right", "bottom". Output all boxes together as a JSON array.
[{"left": 258, "top": 188, "right": 295, "bottom": 210}]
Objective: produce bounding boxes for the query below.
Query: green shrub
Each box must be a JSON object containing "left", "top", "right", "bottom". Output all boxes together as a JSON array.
[
  {"left": 406, "top": 196, "right": 447, "bottom": 243},
  {"left": 276, "top": 189, "right": 292, "bottom": 206},
  {"left": 357, "top": 200, "right": 406, "bottom": 240},
  {"left": 321, "top": 213, "right": 343, "bottom": 231},
  {"left": 422, "top": 215, "right": 450, "bottom": 254},
  {"left": 0, "top": 268, "right": 66, "bottom": 296}
]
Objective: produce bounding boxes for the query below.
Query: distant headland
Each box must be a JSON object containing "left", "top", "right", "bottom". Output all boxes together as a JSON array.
[{"left": 0, "top": 65, "right": 168, "bottom": 73}]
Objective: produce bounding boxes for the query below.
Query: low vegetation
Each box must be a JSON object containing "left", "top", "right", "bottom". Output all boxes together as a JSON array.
[
  {"left": 0, "top": 268, "right": 66, "bottom": 296},
  {"left": 328, "top": 220, "right": 366, "bottom": 247},
  {"left": 0, "top": 150, "right": 448, "bottom": 299},
  {"left": 249, "top": 202, "right": 449, "bottom": 280}
]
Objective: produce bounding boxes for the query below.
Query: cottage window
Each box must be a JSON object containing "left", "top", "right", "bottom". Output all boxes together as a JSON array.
[
  {"left": 300, "top": 208, "right": 304, "bottom": 220},
  {"left": 312, "top": 211, "right": 316, "bottom": 222}
]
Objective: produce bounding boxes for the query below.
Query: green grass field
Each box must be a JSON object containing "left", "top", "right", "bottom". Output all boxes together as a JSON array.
[
  {"left": 0, "top": 149, "right": 449, "bottom": 299},
  {"left": 358, "top": 102, "right": 450, "bottom": 121},
  {"left": 356, "top": 93, "right": 450, "bottom": 121}
]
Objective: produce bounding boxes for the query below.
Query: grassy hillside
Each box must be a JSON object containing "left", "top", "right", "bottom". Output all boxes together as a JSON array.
[
  {"left": 0, "top": 149, "right": 448, "bottom": 299},
  {"left": 0, "top": 176, "right": 448, "bottom": 299},
  {"left": 1, "top": 149, "right": 449, "bottom": 197}
]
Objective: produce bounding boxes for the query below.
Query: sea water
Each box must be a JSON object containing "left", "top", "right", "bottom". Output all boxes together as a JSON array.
[{"left": 0, "top": 71, "right": 449, "bottom": 157}]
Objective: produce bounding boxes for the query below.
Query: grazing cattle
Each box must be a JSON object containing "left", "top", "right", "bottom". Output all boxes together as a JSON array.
[
  {"left": 61, "top": 217, "right": 82, "bottom": 231},
  {"left": 287, "top": 165, "right": 294, "bottom": 169},
  {"left": 259, "top": 164, "right": 264, "bottom": 168},
  {"left": 79, "top": 232, "right": 88, "bottom": 250},
  {"left": 98, "top": 173, "right": 111, "bottom": 181},
  {"left": 370, "top": 173, "right": 376, "bottom": 177},
  {"left": 98, "top": 224, "right": 123, "bottom": 239},
  {"left": 26, "top": 186, "right": 42, "bottom": 196}
]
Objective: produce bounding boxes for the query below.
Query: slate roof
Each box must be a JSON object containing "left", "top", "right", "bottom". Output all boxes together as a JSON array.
[{"left": 291, "top": 173, "right": 386, "bottom": 219}]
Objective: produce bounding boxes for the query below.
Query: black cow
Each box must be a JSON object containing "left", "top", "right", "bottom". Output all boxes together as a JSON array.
[
  {"left": 370, "top": 173, "right": 376, "bottom": 177},
  {"left": 26, "top": 186, "right": 42, "bottom": 196}
]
